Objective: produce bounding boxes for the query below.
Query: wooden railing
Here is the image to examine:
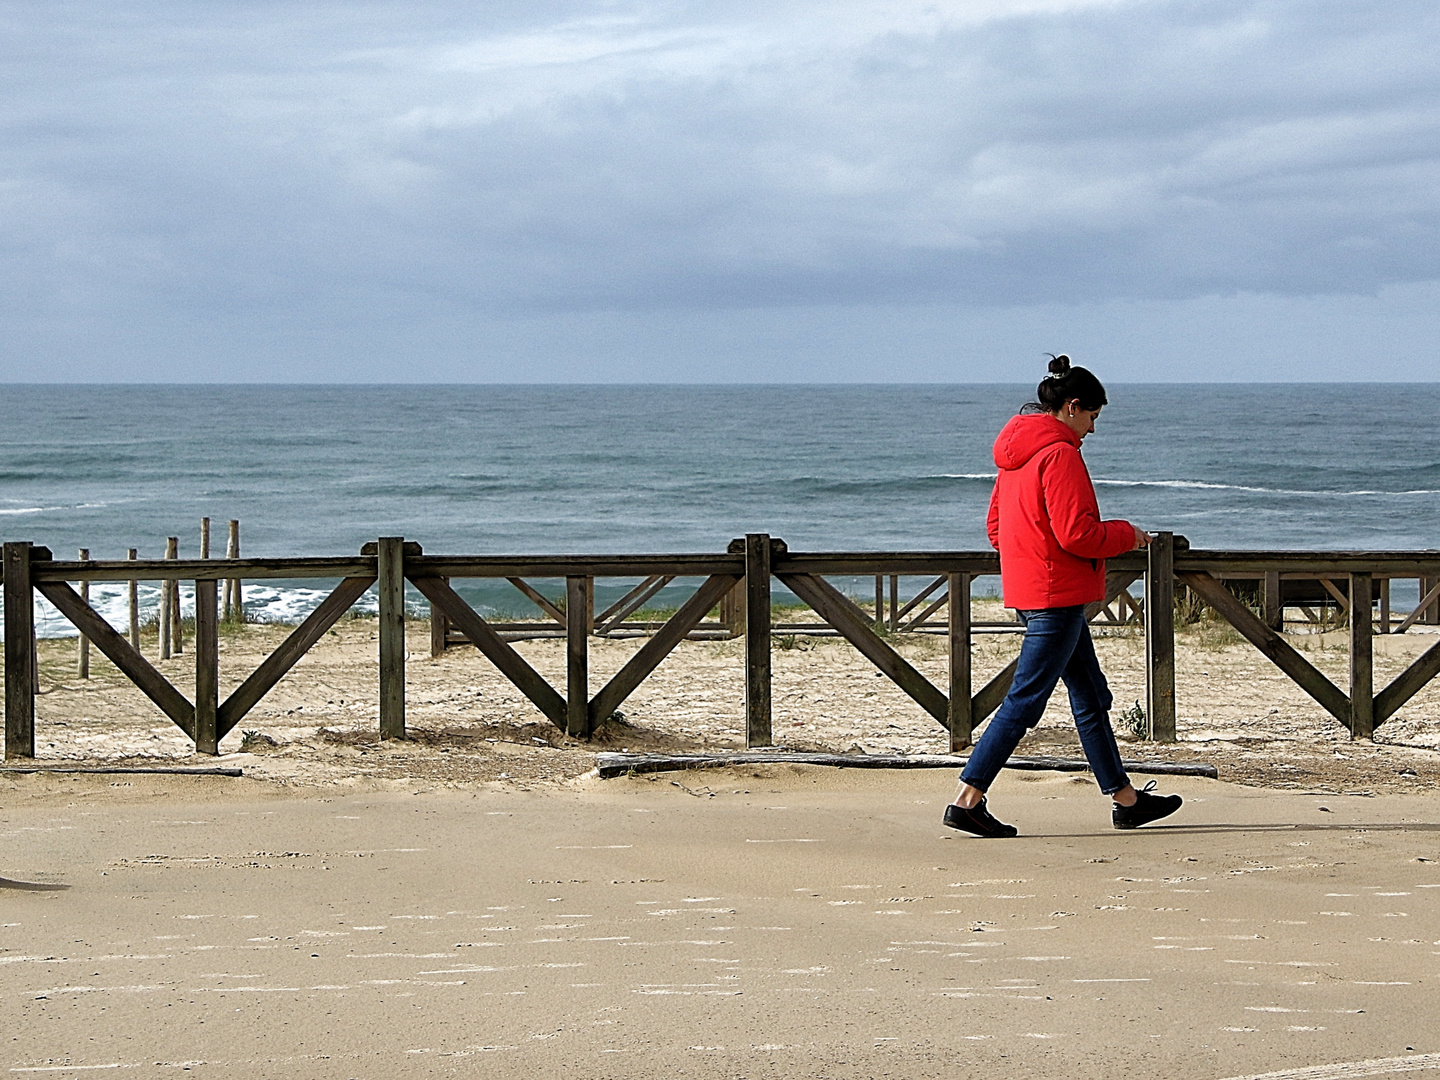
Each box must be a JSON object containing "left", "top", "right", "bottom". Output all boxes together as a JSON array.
[{"left": 5, "top": 535, "right": 1440, "bottom": 760}]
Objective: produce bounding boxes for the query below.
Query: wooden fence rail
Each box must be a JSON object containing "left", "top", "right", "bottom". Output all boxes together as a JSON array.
[{"left": 5, "top": 534, "right": 1440, "bottom": 760}]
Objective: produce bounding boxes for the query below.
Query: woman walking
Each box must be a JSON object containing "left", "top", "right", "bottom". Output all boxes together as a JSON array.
[{"left": 945, "top": 355, "right": 1183, "bottom": 838}]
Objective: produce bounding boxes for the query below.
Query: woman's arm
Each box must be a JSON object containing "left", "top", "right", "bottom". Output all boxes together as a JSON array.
[
  {"left": 986, "top": 480, "right": 1001, "bottom": 550},
  {"left": 1043, "top": 448, "right": 1136, "bottom": 560}
]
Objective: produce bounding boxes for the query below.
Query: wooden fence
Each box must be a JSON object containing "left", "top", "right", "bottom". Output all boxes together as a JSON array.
[{"left": 5, "top": 534, "right": 1440, "bottom": 760}]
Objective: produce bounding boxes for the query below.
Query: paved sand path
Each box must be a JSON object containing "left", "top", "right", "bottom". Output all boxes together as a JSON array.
[{"left": 2, "top": 768, "right": 1438, "bottom": 1078}]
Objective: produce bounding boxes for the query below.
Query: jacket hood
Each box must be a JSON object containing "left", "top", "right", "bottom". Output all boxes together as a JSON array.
[{"left": 992, "top": 412, "right": 1080, "bottom": 471}]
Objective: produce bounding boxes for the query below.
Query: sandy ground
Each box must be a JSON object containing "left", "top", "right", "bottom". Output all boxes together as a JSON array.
[
  {"left": 11, "top": 611, "right": 1440, "bottom": 793},
  {"left": 2, "top": 768, "right": 1438, "bottom": 1079}
]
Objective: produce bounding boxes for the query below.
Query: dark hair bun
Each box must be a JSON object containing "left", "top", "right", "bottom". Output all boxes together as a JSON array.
[{"left": 1046, "top": 353, "right": 1071, "bottom": 376}]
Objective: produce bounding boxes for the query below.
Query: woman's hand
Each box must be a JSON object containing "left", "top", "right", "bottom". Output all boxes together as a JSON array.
[{"left": 1132, "top": 526, "right": 1154, "bottom": 550}]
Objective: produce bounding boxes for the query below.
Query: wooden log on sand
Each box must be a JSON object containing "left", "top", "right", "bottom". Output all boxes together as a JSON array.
[{"left": 594, "top": 751, "right": 1218, "bottom": 780}]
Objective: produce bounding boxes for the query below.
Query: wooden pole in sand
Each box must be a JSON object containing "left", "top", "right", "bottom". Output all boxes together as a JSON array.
[
  {"left": 1350, "top": 572, "right": 1374, "bottom": 740},
  {"left": 167, "top": 536, "right": 183, "bottom": 655},
  {"left": 566, "top": 575, "right": 592, "bottom": 738},
  {"left": 430, "top": 580, "right": 450, "bottom": 658},
  {"left": 377, "top": 537, "right": 406, "bottom": 740},
  {"left": 1145, "top": 532, "right": 1176, "bottom": 742},
  {"left": 3, "top": 542, "right": 36, "bottom": 759},
  {"left": 76, "top": 548, "right": 90, "bottom": 679},
  {"left": 745, "top": 533, "right": 772, "bottom": 748},
  {"left": 194, "top": 571, "right": 219, "bottom": 755},
  {"left": 159, "top": 538, "right": 174, "bottom": 660},
  {"left": 947, "top": 571, "right": 972, "bottom": 752},
  {"left": 225, "top": 519, "right": 242, "bottom": 623},
  {"left": 127, "top": 549, "right": 140, "bottom": 649},
  {"left": 1262, "top": 570, "right": 1282, "bottom": 631}
]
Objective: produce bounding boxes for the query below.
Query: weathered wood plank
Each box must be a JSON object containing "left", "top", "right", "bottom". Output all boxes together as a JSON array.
[
  {"left": 892, "top": 575, "right": 946, "bottom": 624},
  {"left": 594, "top": 751, "right": 1218, "bottom": 780},
  {"left": 408, "top": 575, "right": 567, "bottom": 729},
  {"left": 217, "top": 576, "right": 376, "bottom": 737},
  {"left": 1350, "top": 572, "right": 1373, "bottom": 739},
  {"left": 589, "top": 574, "right": 741, "bottom": 728},
  {"left": 194, "top": 578, "right": 219, "bottom": 755},
  {"left": 1146, "top": 533, "right": 1176, "bottom": 742},
  {"left": 508, "top": 578, "right": 566, "bottom": 624},
  {"left": 596, "top": 575, "right": 664, "bottom": 625},
  {"left": 377, "top": 537, "right": 406, "bottom": 740},
  {"left": 33, "top": 556, "right": 375, "bottom": 582},
  {"left": 779, "top": 571, "right": 949, "bottom": 725},
  {"left": 1391, "top": 578, "right": 1440, "bottom": 635},
  {"left": 77, "top": 549, "right": 90, "bottom": 679},
  {"left": 36, "top": 579, "right": 195, "bottom": 737},
  {"left": 1178, "top": 570, "right": 1351, "bottom": 726},
  {"left": 948, "top": 572, "right": 972, "bottom": 752},
  {"left": 746, "top": 534, "right": 773, "bottom": 748},
  {"left": 567, "top": 577, "right": 592, "bottom": 738},
  {"left": 1262, "top": 570, "right": 1282, "bottom": 630},
  {"left": 430, "top": 582, "right": 449, "bottom": 658},
  {"left": 595, "top": 575, "right": 673, "bottom": 635},
  {"left": 3, "top": 542, "right": 36, "bottom": 758},
  {"left": 1374, "top": 636, "right": 1440, "bottom": 725},
  {"left": 127, "top": 548, "right": 140, "bottom": 649},
  {"left": 904, "top": 589, "right": 952, "bottom": 631}
]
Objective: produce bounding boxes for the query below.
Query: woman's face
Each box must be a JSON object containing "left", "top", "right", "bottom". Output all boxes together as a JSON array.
[{"left": 1059, "top": 401, "right": 1100, "bottom": 440}]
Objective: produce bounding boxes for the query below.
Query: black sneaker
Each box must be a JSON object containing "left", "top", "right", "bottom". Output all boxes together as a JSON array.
[
  {"left": 1112, "top": 781, "right": 1183, "bottom": 830},
  {"left": 943, "top": 798, "right": 1018, "bottom": 838}
]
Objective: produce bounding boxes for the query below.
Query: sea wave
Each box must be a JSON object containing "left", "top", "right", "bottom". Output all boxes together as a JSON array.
[{"left": 931, "top": 474, "right": 1440, "bottom": 497}]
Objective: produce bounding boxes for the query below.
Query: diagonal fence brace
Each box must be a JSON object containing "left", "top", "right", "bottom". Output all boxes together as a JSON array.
[
  {"left": 779, "top": 572, "right": 950, "bottom": 726},
  {"left": 36, "top": 580, "right": 196, "bottom": 738},
  {"left": 1179, "top": 570, "right": 1351, "bottom": 727},
  {"left": 588, "top": 574, "right": 741, "bottom": 728},
  {"left": 217, "top": 576, "right": 376, "bottom": 738},
  {"left": 410, "top": 575, "right": 568, "bottom": 729}
]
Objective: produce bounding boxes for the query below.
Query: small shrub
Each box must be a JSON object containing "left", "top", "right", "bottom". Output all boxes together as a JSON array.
[
  {"left": 1117, "top": 700, "right": 1148, "bottom": 740},
  {"left": 240, "top": 730, "right": 278, "bottom": 752}
]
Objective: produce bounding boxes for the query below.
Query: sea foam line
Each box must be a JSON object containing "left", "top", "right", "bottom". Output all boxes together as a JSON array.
[{"left": 932, "top": 474, "right": 1440, "bottom": 497}]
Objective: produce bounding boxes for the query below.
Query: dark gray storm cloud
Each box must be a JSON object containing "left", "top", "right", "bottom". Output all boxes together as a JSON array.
[{"left": 2, "top": 0, "right": 1438, "bottom": 378}]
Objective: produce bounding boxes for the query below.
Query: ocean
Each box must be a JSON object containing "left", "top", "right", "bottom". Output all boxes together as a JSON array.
[{"left": 2, "top": 384, "right": 1435, "bottom": 637}]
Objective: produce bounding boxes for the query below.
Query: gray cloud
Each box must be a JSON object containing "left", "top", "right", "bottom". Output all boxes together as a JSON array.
[{"left": 2, "top": 0, "right": 1438, "bottom": 377}]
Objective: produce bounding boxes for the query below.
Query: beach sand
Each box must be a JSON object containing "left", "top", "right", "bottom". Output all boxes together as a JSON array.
[{"left": 2, "top": 767, "right": 1438, "bottom": 1078}]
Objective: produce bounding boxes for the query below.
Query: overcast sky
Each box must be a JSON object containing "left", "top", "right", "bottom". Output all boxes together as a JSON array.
[{"left": 3, "top": 0, "right": 1438, "bottom": 382}]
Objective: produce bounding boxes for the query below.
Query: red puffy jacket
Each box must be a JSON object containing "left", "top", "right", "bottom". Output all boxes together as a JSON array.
[{"left": 985, "top": 412, "right": 1135, "bottom": 609}]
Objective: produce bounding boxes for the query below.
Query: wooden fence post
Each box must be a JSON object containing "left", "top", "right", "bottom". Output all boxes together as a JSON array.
[
  {"left": 77, "top": 549, "right": 91, "bottom": 679},
  {"left": 430, "top": 581, "right": 450, "bottom": 658},
  {"left": 1262, "top": 570, "right": 1282, "bottom": 631},
  {"left": 167, "top": 536, "right": 183, "bottom": 655},
  {"left": 888, "top": 575, "right": 899, "bottom": 632},
  {"left": 4, "top": 542, "right": 36, "bottom": 759},
  {"left": 1350, "top": 572, "right": 1373, "bottom": 740},
  {"left": 1145, "top": 532, "right": 1177, "bottom": 742},
  {"left": 195, "top": 576, "right": 218, "bottom": 755},
  {"left": 566, "top": 576, "right": 592, "bottom": 738},
  {"left": 947, "top": 571, "right": 972, "bottom": 752},
  {"left": 377, "top": 537, "right": 406, "bottom": 740},
  {"left": 745, "top": 534, "right": 772, "bottom": 747},
  {"left": 160, "top": 538, "right": 174, "bottom": 659},
  {"left": 875, "top": 575, "right": 884, "bottom": 629},
  {"left": 127, "top": 548, "right": 140, "bottom": 649},
  {"left": 200, "top": 517, "right": 211, "bottom": 559}
]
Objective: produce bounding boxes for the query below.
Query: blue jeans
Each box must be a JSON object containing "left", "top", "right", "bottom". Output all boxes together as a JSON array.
[{"left": 960, "top": 606, "right": 1131, "bottom": 796}]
